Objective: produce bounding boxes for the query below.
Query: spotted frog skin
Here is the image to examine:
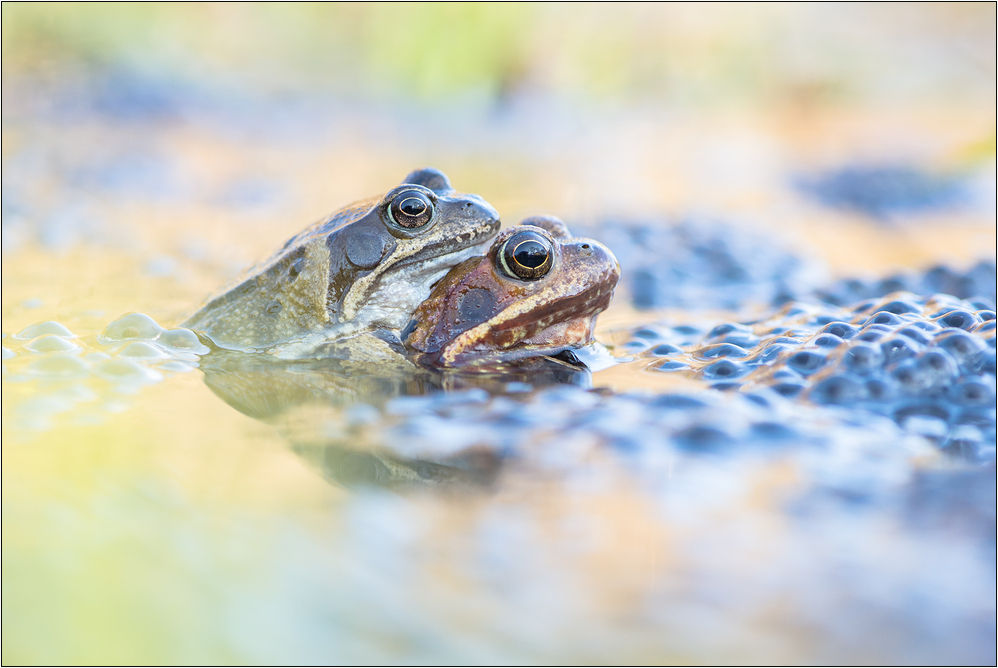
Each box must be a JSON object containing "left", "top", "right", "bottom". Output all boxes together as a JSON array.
[
  {"left": 184, "top": 168, "right": 501, "bottom": 356},
  {"left": 402, "top": 216, "right": 620, "bottom": 367}
]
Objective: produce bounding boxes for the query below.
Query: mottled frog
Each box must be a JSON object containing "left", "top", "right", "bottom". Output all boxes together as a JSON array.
[
  {"left": 184, "top": 168, "right": 501, "bottom": 356},
  {"left": 402, "top": 216, "right": 620, "bottom": 367}
]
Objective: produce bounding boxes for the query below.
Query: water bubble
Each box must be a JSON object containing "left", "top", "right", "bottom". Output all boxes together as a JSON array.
[
  {"left": 771, "top": 382, "right": 806, "bottom": 397},
  {"left": 649, "top": 394, "right": 707, "bottom": 410},
  {"left": 855, "top": 324, "right": 892, "bottom": 342},
  {"left": 672, "top": 425, "right": 734, "bottom": 453},
  {"left": 862, "top": 311, "right": 904, "bottom": 327},
  {"left": 812, "top": 334, "right": 845, "bottom": 349},
  {"left": 750, "top": 343, "right": 790, "bottom": 365},
  {"left": 768, "top": 335, "right": 806, "bottom": 345},
  {"left": 864, "top": 378, "right": 896, "bottom": 402},
  {"left": 701, "top": 359, "right": 748, "bottom": 380},
  {"left": 935, "top": 310, "right": 978, "bottom": 331},
  {"left": 809, "top": 375, "right": 865, "bottom": 405},
  {"left": 891, "top": 361, "right": 932, "bottom": 394},
  {"left": 672, "top": 325, "right": 702, "bottom": 337},
  {"left": 896, "top": 326, "right": 932, "bottom": 346},
  {"left": 949, "top": 380, "right": 995, "bottom": 407},
  {"left": 709, "top": 381, "right": 742, "bottom": 392},
  {"left": 894, "top": 403, "right": 950, "bottom": 423},
  {"left": 818, "top": 322, "right": 858, "bottom": 339},
  {"left": 630, "top": 327, "right": 666, "bottom": 342},
  {"left": 655, "top": 361, "right": 690, "bottom": 372},
  {"left": 879, "top": 300, "right": 921, "bottom": 315},
  {"left": 933, "top": 330, "right": 984, "bottom": 362},
  {"left": 706, "top": 322, "right": 752, "bottom": 340},
  {"left": 99, "top": 313, "right": 164, "bottom": 343},
  {"left": 749, "top": 421, "right": 798, "bottom": 442},
  {"left": 622, "top": 339, "right": 652, "bottom": 353},
  {"left": 24, "top": 335, "right": 80, "bottom": 354},
  {"left": 714, "top": 334, "right": 761, "bottom": 348},
  {"left": 852, "top": 299, "right": 878, "bottom": 314},
  {"left": 881, "top": 335, "right": 921, "bottom": 365},
  {"left": 962, "top": 350, "right": 996, "bottom": 375},
  {"left": 786, "top": 350, "right": 826, "bottom": 375},
  {"left": 974, "top": 320, "right": 997, "bottom": 335},
  {"left": 14, "top": 321, "right": 75, "bottom": 340},
  {"left": 650, "top": 343, "right": 683, "bottom": 356},
  {"left": 157, "top": 328, "right": 210, "bottom": 354},
  {"left": 914, "top": 350, "right": 959, "bottom": 386},
  {"left": 907, "top": 319, "right": 942, "bottom": 333},
  {"left": 697, "top": 343, "right": 749, "bottom": 360}
]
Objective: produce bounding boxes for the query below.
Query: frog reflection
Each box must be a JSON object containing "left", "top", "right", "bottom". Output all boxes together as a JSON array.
[
  {"left": 184, "top": 168, "right": 501, "bottom": 356},
  {"left": 198, "top": 349, "right": 590, "bottom": 491}
]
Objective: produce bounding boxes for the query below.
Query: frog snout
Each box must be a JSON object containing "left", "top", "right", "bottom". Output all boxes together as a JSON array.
[
  {"left": 459, "top": 195, "right": 501, "bottom": 228},
  {"left": 570, "top": 239, "right": 619, "bottom": 282}
]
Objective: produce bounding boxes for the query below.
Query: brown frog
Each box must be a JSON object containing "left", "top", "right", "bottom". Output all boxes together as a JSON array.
[
  {"left": 184, "top": 168, "right": 501, "bottom": 356},
  {"left": 402, "top": 216, "right": 620, "bottom": 367}
]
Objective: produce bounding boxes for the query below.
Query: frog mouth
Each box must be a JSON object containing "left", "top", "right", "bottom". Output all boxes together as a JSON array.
[
  {"left": 395, "top": 221, "right": 499, "bottom": 269},
  {"left": 421, "top": 239, "right": 620, "bottom": 367},
  {"left": 413, "top": 271, "right": 615, "bottom": 367}
]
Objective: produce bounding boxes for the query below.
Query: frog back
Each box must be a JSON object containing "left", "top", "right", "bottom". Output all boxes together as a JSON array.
[{"left": 183, "top": 199, "right": 376, "bottom": 351}]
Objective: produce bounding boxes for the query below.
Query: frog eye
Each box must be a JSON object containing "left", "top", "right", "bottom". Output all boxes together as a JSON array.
[
  {"left": 388, "top": 190, "right": 434, "bottom": 229},
  {"left": 498, "top": 230, "right": 553, "bottom": 280}
]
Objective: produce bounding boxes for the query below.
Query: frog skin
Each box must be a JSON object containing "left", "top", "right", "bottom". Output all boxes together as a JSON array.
[
  {"left": 183, "top": 168, "right": 501, "bottom": 356},
  {"left": 401, "top": 216, "right": 620, "bottom": 367}
]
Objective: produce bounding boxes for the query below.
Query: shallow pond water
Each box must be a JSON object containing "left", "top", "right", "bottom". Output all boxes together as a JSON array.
[{"left": 3, "top": 71, "right": 996, "bottom": 664}]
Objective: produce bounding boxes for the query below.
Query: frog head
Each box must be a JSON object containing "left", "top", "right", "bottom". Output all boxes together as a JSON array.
[
  {"left": 327, "top": 168, "right": 501, "bottom": 331},
  {"left": 184, "top": 168, "right": 501, "bottom": 352},
  {"left": 402, "top": 217, "right": 620, "bottom": 367}
]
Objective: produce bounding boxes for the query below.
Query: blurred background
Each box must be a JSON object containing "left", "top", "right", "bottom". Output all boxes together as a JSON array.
[
  {"left": 2, "top": 3, "right": 996, "bottom": 664},
  {"left": 3, "top": 2, "right": 996, "bottom": 326}
]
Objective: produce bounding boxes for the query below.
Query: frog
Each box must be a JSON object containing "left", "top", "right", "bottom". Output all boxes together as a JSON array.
[
  {"left": 183, "top": 168, "right": 501, "bottom": 356},
  {"left": 401, "top": 215, "right": 621, "bottom": 367}
]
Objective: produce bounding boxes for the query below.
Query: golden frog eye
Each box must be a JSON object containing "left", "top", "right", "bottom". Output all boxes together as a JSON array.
[
  {"left": 498, "top": 230, "right": 553, "bottom": 280},
  {"left": 389, "top": 190, "right": 434, "bottom": 229}
]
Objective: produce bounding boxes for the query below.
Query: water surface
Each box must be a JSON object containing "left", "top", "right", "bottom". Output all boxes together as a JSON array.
[{"left": 3, "top": 48, "right": 996, "bottom": 664}]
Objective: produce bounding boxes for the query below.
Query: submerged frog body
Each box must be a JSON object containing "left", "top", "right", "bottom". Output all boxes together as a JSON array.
[
  {"left": 402, "top": 216, "right": 620, "bottom": 367},
  {"left": 184, "top": 168, "right": 500, "bottom": 355}
]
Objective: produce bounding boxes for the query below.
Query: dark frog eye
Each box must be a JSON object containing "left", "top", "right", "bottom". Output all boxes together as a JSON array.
[
  {"left": 498, "top": 230, "right": 553, "bottom": 280},
  {"left": 389, "top": 190, "right": 434, "bottom": 229}
]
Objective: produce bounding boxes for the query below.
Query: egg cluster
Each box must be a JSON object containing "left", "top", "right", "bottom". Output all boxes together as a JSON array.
[
  {"left": 299, "top": 355, "right": 993, "bottom": 557},
  {"left": 581, "top": 218, "right": 995, "bottom": 312},
  {"left": 626, "top": 292, "right": 995, "bottom": 463},
  {"left": 815, "top": 260, "right": 996, "bottom": 307},
  {"left": 2, "top": 313, "right": 208, "bottom": 430},
  {"left": 795, "top": 164, "right": 969, "bottom": 220},
  {"left": 576, "top": 219, "right": 823, "bottom": 310}
]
